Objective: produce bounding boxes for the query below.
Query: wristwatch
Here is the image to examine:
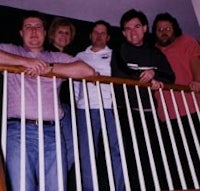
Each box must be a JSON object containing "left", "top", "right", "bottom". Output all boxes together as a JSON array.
[{"left": 49, "top": 63, "right": 54, "bottom": 72}]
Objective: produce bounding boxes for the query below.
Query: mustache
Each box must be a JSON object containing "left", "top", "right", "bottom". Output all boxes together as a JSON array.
[{"left": 161, "top": 34, "right": 169, "bottom": 38}]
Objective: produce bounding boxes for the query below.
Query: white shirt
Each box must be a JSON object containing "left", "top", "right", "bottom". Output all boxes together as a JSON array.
[{"left": 74, "top": 45, "right": 112, "bottom": 109}]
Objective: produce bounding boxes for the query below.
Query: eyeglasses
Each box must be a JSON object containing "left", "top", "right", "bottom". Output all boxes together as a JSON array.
[{"left": 157, "top": 27, "right": 172, "bottom": 32}]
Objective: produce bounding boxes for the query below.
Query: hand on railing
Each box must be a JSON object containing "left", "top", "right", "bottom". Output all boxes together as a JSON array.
[
  {"left": 189, "top": 81, "right": 200, "bottom": 93},
  {"left": 151, "top": 79, "right": 164, "bottom": 90},
  {"left": 23, "top": 57, "right": 48, "bottom": 71},
  {"left": 22, "top": 57, "right": 49, "bottom": 77},
  {"left": 138, "top": 69, "right": 155, "bottom": 83},
  {"left": 24, "top": 64, "right": 49, "bottom": 78},
  {"left": 0, "top": 64, "right": 193, "bottom": 92}
]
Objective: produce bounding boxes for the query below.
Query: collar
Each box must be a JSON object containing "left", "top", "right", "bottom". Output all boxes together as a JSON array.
[
  {"left": 23, "top": 45, "right": 44, "bottom": 53},
  {"left": 85, "top": 45, "right": 111, "bottom": 54}
]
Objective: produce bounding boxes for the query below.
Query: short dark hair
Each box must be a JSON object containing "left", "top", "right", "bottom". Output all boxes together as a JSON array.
[
  {"left": 120, "top": 9, "right": 148, "bottom": 31},
  {"left": 152, "top": 13, "right": 182, "bottom": 37},
  {"left": 91, "top": 20, "right": 111, "bottom": 35},
  {"left": 19, "top": 10, "right": 47, "bottom": 30}
]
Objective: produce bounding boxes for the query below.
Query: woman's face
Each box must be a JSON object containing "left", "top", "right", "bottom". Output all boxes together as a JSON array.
[{"left": 52, "top": 25, "right": 72, "bottom": 51}]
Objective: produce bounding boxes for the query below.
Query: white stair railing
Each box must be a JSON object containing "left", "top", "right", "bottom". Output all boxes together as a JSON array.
[{"left": 0, "top": 67, "right": 200, "bottom": 191}]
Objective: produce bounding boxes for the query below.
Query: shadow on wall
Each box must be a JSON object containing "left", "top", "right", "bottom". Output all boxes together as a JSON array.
[{"left": 0, "top": 5, "right": 124, "bottom": 55}]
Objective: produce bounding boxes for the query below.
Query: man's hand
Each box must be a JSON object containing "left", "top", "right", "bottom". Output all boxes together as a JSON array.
[
  {"left": 151, "top": 79, "right": 164, "bottom": 90},
  {"left": 139, "top": 69, "right": 155, "bottom": 83},
  {"left": 189, "top": 81, "right": 200, "bottom": 93},
  {"left": 23, "top": 58, "right": 49, "bottom": 77}
]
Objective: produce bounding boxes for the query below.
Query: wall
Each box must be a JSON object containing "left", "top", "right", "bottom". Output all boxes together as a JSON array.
[
  {"left": 0, "top": 0, "right": 199, "bottom": 40},
  {"left": 0, "top": 5, "right": 124, "bottom": 55}
]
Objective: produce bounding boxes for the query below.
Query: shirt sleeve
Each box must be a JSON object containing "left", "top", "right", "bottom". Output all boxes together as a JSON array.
[
  {"left": 0, "top": 43, "right": 19, "bottom": 54},
  {"left": 153, "top": 48, "right": 175, "bottom": 83},
  {"left": 51, "top": 52, "right": 79, "bottom": 63},
  {"left": 183, "top": 35, "right": 200, "bottom": 60},
  {"left": 111, "top": 49, "right": 138, "bottom": 79}
]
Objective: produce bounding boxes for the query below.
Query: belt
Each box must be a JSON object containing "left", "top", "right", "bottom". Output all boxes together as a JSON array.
[{"left": 8, "top": 118, "right": 55, "bottom": 126}]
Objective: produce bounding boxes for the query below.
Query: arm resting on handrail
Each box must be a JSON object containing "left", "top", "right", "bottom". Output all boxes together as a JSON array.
[{"left": 0, "top": 64, "right": 191, "bottom": 92}]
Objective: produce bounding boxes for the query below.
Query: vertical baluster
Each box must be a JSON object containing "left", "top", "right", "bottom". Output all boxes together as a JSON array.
[
  {"left": 170, "top": 89, "right": 199, "bottom": 188},
  {"left": 69, "top": 78, "right": 82, "bottom": 191},
  {"left": 20, "top": 73, "right": 26, "bottom": 191},
  {"left": 96, "top": 81, "right": 115, "bottom": 191},
  {"left": 110, "top": 83, "right": 131, "bottom": 191},
  {"left": 148, "top": 87, "right": 174, "bottom": 190},
  {"left": 37, "top": 76, "right": 45, "bottom": 191},
  {"left": 159, "top": 88, "right": 187, "bottom": 189},
  {"left": 135, "top": 86, "right": 160, "bottom": 190},
  {"left": 0, "top": 71, "right": 7, "bottom": 191},
  {"left": 123, "top": 84, "right": 146, "bottom": 191},
  {"left": 53, "top": 76, "right": 64, "bottom": 191},
  {"left": 191, "top": 92, "right": 200, "bottom": 122},
  {"left": 1, "top": 71, "right": 7, "bottom": 159},
  {"left": 181, "top": 91, "right": 200, "bottom": 160},
  {"left": 82, "top": 79, "right": 99, "bottom": 191}
]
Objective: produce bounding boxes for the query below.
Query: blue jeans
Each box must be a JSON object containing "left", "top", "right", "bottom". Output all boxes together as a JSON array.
[
  {"left": 77, "top": 109, "right": 124, "bottom": 191},
  {"left": 6, "top": 120, "right": 67, "bottom": 191},
  {"left": 60, "top": 103, "right": 74, "bottom": 170}
]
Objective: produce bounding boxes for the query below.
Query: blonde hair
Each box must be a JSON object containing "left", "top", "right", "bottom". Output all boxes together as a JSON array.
[{"left": 48, "top": 17, "right": 76, "bottom": 44}]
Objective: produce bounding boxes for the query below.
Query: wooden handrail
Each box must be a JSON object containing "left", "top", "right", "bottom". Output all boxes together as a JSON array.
[
  {"left": 0, "top": 64, "right": 199, "bottom": 191},
  {"left": 85, "top": 75, "right": 191, "bottom": 92},
  {"left": 0, "top": 64, "right": 191, "bottom": 92}
]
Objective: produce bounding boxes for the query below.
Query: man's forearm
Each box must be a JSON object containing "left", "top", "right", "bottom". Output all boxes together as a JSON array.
[
  {"left": 52, "top": 61, "right": 97, "bottom": 78},
  {"left": 0, "top": 51, "right": 97, "bottom": 78},
  {"left": 0, "top": 50, "right": 25, "bottom": 66}
]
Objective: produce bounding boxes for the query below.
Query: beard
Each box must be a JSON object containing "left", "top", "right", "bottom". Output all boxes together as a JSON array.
[{"left": 157, "top": 34, "right": 175, "bottom": 47}]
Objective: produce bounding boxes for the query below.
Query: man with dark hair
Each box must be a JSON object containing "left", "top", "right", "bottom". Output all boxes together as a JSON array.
[
  {"left": 74, "top": 20, "right": 124, "bottom": 191},
  {"left": 111, "top": 9, "right": 175, "bottom": 190},
  {"left": 120, "top": 8, "right": 148, "bottom": 31},
  {"left": 152, "top": 13, "right": 182, "bottom": 46},
  {"left": 152, "top": 12, "right": 200, "bottom": 124},
  {"left": 0, "top": 10, "right": 97, "bottom": 191},
  {"left": 152, "top": 13, "right": 200, "bottom": 188}
]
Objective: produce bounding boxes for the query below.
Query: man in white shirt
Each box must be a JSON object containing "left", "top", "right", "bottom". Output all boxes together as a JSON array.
[{"left": 75, "top": 20, "right": 124, "bottom": 191}]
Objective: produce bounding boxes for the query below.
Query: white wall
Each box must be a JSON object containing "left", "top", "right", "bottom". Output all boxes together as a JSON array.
[
  {"left": 0, "top": 0, "right": 200, "bottom": 40},
  {"left": 192, "top": 0, "right": 200, "bottom": 27}
]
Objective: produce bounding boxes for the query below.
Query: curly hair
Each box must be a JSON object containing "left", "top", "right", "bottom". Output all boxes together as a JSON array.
[{"left": 152, "top": 13, "right": 182, "bottom": 37}]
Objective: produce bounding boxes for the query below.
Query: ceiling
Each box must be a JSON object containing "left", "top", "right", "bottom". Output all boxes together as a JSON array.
[{"left": 0, "top": 0, "right": 199, "bottom": 40}]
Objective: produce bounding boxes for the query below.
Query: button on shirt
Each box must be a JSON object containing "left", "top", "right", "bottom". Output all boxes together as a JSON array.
[
  {"left": 75, "top": 46, "right": 112, "bottom": 109},
  {"left": 0, "top": 44, "right": 77, "bottom": 120}
]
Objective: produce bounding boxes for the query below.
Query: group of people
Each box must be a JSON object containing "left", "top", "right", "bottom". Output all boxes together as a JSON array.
[
  {"left": 112, "top": 9, "right": 200, "bottom": 190},
  {"left": 0, "top": 7, "right": 199, "bottom": 191}
]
